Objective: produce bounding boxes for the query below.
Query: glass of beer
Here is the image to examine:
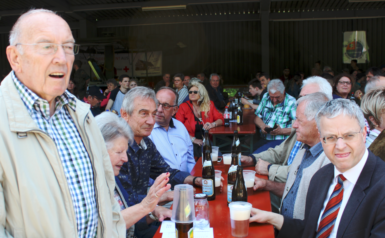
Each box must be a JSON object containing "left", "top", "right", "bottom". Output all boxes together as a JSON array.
[
  {"left": 172, "top": 185, "right": 195, "bottom": 238},
  {"left": 243, "top": 170, "right": 256, "bottom": 195},
  {"left": 229, "top": 202, "right": 252, "bottom": 237},
  {"left": 215, "top": 170, "right": 222, "bottom": 194},
  {"left": 211, "top": 146, "right": 219, "bottom": 163}
]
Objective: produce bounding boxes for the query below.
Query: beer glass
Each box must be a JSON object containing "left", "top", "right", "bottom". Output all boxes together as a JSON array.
[
  {"left": 194, "top": 193, "right": 210, "bottom": 229},
  {"left": 211, "top": 146, "right": 219, "bottom": 163},
  {"left": 229, "top": 202, "right": 252, "bottom": 237},
  {"left": 172, "top": 185, "right": 195, "bottom": 238},
  {"left": 215, "top": 170, "right": 222, "bottom": 194},
  {"left": 223, "top": 153, "right": 232, "bottom": 170},
  {"left": 243, "top": 170, "right": 256, "bottom": 195}
]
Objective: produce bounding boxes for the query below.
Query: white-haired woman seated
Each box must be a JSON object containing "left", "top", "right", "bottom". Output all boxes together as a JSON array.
[
  {"left": 95, "top": 112, "right": 172, "bottom": 237},
  {"left": 361, "top": 88, "right": 385, "bottom": 147}
]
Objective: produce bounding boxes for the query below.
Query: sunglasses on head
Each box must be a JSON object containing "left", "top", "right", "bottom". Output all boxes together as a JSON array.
[{"left": 189, "top": 91, "right": 199, "bottom": 94}]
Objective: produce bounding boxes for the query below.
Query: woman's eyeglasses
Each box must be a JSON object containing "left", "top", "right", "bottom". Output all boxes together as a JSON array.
[{"left": 189, "top": 91, "right": 199, "bottom": 94}]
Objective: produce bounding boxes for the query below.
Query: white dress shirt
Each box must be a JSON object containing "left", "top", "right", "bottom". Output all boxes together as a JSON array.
[{"left": 316, "top": 149, "right": 369, "bottom": 238}]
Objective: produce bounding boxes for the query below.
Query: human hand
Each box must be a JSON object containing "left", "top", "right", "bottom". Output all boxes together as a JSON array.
[
  {"left": 220, "top": 176, "right": 224, "bottom": 192},
  {"left": 153, "top": 206, "right": 173, "bottom": 222},
  {"left": 240, "top": 155, "right": 253, "bottom": 166},
  {"left": 253, "top": 176, "right": 267, "bottom": 191},
  {"left": 140, "top": 173, "right": 171, "bottom": 212},
  {"left": 270, "top": 125, "right": 282, "bottom": 135},
  {"left": 158, "top": 191, "right": 174, "bottom": 205},
  {"left": 261, "top": 125, "right": 269, "bottom": 134},
  {"left": 354, "top": 90, "right": 363, "bottom": 99},
  {"left": 193, "top": 139, "right": 203, "bottom": 146},
  {"left": 255, "top": 159, "right": 270, "bottom": 175},
  {"left": 241, "top": 98, "right": 250, "bottom": 105},
  {"left": 203, "top": 122, "right": 214, "bottom": 130},
  {"left": 250, "top": 208, "right": 284, "bottom": 230}
]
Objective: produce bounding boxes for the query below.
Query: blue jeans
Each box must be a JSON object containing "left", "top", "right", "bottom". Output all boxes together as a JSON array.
[{"left": 253, "top": 139, "right": 284, "bottom": 154}]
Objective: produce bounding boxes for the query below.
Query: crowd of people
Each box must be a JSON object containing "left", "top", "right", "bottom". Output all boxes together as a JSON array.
[{"left": 1, "top": 7, "right": 385, "bottom": 238}]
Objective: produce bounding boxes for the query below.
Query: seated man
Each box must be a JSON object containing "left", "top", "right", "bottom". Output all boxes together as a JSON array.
[
  {"left": 86, "top": 86, "right": 105, "bottom": 117},
  {"left": 149, "top": 87, "right": 196, "bottom": 173},
  {"left": 241, "top": 79, "right": 264, "bottom": 110},
  {"left": 250, "top": 99, "right": 385, "bottom": 238},
  {"left": 253, "top": 79, "right": 297, "bottom": 153},
  {"left": 173, "top": 73, "right": 188, "bottom": 106},
  {"left": 258, "top": 72, "right": 271, "bottom": 98},
  {"left": 205, "top": 73, "right": 228, "bottom": 110},
  {"left": 252, "top": 93, "right": 330, "bottom": 219}
]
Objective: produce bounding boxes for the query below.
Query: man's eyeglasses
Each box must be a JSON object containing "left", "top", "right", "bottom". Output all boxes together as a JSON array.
[
  {"left": 322, "top": 130, "right": 362, "bottom": 144},
  {"left": 15, "top": 42, "right": 80, "bottom": 55},
  {"left": 338, "top": 81, "right": 351, "bottom": 85},
  {"left": 189, "top": 91, "right": 199, "bottom": 94},
  {"left": 158, "top": 103, "right": 177, "bottom": 110}
]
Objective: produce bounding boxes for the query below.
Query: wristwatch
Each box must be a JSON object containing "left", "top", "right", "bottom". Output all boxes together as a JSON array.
[
  {"left": 191, "top": 137, "right": 196, "bottom": 142},
  {"left": 149, "top": 212, "right": 159, "bottom": 221}
]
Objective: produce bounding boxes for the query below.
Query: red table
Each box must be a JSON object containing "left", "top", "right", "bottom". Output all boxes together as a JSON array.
[
  {"left": 209, "top": 109, "right": 256, "bottom": 154},
  {"left": 154, "top": 159, "right": 275, "bottom": 238}
]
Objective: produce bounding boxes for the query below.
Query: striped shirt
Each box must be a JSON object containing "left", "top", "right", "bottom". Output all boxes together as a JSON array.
[
  {"left": 12, "top": 72, "right": 98, "bottom": 238},
  {"left": 176, "top": 85, "right": 189, "bottom": 105},
  {"left": 287, "top": 141, "right": 303, "bottom": 165},
  {"left": 255, "top": 92, "right": 297, "bottom": 140}
]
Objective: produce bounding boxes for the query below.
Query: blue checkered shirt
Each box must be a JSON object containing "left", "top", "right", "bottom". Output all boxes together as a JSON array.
[
  {"left": 255, "top": 93, "right": 297, "bottom": 140},
  {"left": 287, "top": 141, "right": 303, "bottom": 165},
  {"left": 12, "top": 72, "right": 98, "bottom": 238}
]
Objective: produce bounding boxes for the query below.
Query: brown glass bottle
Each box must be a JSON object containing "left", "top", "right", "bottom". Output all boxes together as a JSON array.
[
  {"left": 231, "top": 130, "right": 241, "bottom": 166},
  {"left": 232, "top": 166, "right": 248, "bottom": 202},
  {"left": 174, "top": 186, "right": 194, "bottom": 238},
  {"left": 202, "top": 150, "right": 216, "bottom": 201},
  {"left": 236, "top": 106, "right": 243, "bottom": 125},
  {"left": 227, "top": 152, "right": 239, "bottom": 205}
]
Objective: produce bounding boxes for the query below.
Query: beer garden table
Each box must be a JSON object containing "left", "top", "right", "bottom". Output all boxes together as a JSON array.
[
  {"left": 209, "top": 108, "right": 256, "bottom": 154},
  {"left": 154, "top": 158, "right": 275, "bottom": 238}
]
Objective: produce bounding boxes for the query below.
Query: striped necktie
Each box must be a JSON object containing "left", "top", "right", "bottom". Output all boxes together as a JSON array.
[{"left": 316, "top": 174, "right": 346, "bottom": 238}]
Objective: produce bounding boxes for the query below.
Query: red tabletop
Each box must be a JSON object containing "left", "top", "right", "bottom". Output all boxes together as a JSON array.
[
  {"left": 209, "top": 109, "right": 256, "bottom": 135},
  {"left": 154, "top": 159, "right": 275, "bottom": 238}
]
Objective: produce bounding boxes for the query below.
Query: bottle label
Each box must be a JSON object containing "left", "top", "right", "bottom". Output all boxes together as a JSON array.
[
  {"left": 227, "top": 184, "right": 234, "bottom": 203},
  {"left": 237, "top": 115, "right": 240, "bottom": 124},
  {"left": 203, "top": 160, "right": 212, "bottom": 168},
  {"left": 228, "top": 165, "right": 238, "bottom": 173},
  {"left": 202, "top": 179, "right": 214, "bottom": 197},
  {"left": 188, "top": 228, "right": 193, "bottom": 238},
  {"left": 238, "top": 153, "right": 242, "bottom": 166},
  {"left": 235, "top": 139, "right": 240, "bottom": 146}
]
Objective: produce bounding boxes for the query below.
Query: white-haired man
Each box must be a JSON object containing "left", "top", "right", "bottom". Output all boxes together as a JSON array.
[
  {"left": 254, "top": 79, "right": 297, "bottom": 153},
  {"left": 1, "top": 9, "right": 125, "bottom": 237},
  {"left": 250, "top": 99, "right": 385, "bottom": 238}
]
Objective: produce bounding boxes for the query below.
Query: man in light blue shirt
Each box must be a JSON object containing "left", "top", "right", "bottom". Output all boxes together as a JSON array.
[{"left": 149, "top": 86, "right": 196, "bottom": 173}]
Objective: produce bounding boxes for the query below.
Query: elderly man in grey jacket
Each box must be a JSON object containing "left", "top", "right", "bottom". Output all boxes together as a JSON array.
[
  {"left": 0, "top": 9, "right": 125, "bottom": 237},
  {"left": 252, "top": 92, "right": 330, "bottom": 220}
]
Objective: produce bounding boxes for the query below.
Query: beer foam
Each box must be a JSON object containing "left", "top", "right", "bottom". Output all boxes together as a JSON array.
[
  {"left": 230, "top": 209, "right": 251, "bottom": 220},
  {"left": 215, "top": 177, "right": 221, "bottom": 187},
  {"left": 223, "top": 154, "right": 232, "bottom": 164},
  {"left": 245, "top": 179, "right": 254, "bottom": 188}
]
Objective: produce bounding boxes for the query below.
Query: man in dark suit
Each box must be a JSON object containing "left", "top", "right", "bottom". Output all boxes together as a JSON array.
[{"left": 250, "top": 99, "right": 385, "bottom": 238}]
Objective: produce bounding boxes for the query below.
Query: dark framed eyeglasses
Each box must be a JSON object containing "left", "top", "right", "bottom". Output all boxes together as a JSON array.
[
  {"left": 189, "top": 91, "right": 199, "bottom": 94},
  {"left": 158, "top": 103, "right": 177, "bottom": 110}
]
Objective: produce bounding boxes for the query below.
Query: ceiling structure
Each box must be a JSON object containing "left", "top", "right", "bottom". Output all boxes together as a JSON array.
[{"left": 0, "top": 0, "right": 385, "bottom": 33}]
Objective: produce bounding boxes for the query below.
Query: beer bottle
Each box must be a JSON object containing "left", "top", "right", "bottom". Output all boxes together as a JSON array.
[
  {"left": 231, "top": 130, "right": 241, "bottom": 166},
  {"left": 227, "top": 162, "right": 237, "bottom": 205},
  {"left": 174, "top": 187, "right": 194, "bottom": 238},
  {"left": 236, "top": 106, "right": 243, "bottom": 125},
  {"left": 224, "top": 106, "right": 230, "bottom": 127},
  {"left": 201, "top": 130, "right": 211, "bottom": 163},
  {"left": 232, "top": 100, "right": 238, "bottom": 120},
  {"left": 236, "top": 91, "right": 242, "bottom": 106},
  {"left": 202, "top": 150, "right": 216, "bottom": 201},
  {"left": 232, "top": 166, "right": 248, "bottom": 202},
  {"left": 228, "top": 99, "right": 234, "bottom": 120}
]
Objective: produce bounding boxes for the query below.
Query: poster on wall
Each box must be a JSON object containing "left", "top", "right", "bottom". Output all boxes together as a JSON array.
[{"left": 343, "top": 31, "right": 370, "bottom": 64}]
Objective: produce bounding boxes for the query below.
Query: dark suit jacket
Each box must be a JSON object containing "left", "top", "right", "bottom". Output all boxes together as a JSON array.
[
  {"left": 205, "top": 84, "right": 227, "bottom": 110},
  {"left": 278, "top": 151, "right": 385, "bottom": 238}
]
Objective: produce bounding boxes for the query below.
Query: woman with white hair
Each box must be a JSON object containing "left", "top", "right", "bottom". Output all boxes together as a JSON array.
[
  {"left": 95, "top": 112, "right": 172, "bottom": 237},
  {"left": 361, "top": 89, "right": 385, "bottom": 147},
  {"left": 176, "top": 80, "right": 224, "bottom": 157}
]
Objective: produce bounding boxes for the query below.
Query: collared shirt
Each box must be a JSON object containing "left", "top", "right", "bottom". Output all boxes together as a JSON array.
[
  {"left": 366, "top": 128, "right": 381, "bottom": 148},
  {"left": 281, "top": 142, "right": 323, "bottom": 218},
  {"left": 118, "top": 137, "right": 191, "bottom": 205},
  {"left": 12, "top": 72, "right": 98, "bottom": 238},
  {"left": 317, "top": 149, "right": 368, "bottom": 238},
  {"left": 255, "top": 92, "right": 297, "bottom": 140},
  {"left": 149, "top": 118, "right": 196, "bottom": 173},
  {"left": 287, "top": 141, "right": 303, "bottom": 165},
  {"left": 176, "top": 85, "right": 188, "bottom": 106}
]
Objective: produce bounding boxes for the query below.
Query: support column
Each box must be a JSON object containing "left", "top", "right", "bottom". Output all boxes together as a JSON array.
[{"left": 260, "top": 0, "right": 270, "bottom": 74}]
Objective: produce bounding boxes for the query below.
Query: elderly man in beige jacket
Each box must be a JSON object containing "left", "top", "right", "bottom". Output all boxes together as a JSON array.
[
  {"left": 252, "top": 92, "right": 330, "bottom": 220},
  {"left": 0, "top": 9, "right": 125, "bottom": 237}
]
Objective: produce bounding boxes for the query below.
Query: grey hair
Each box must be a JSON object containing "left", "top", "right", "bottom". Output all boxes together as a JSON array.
[
  {"left": 315, "top": 99, "right": 366, "bottom": 133},
  {"left": 158, "top": 86, "right": 178, "bottom": 105},
  {"left": 9, "top": 9, "right": 59, "bottom": 46},
  {"left": 267, "top": 79, "right": 285, "bottom": 94},
  {"left": 122, "top": 86, "right": 157, "bottom": 115},
  {"left": 302, "top": 76, "right": 333, "bottom": 100},
  {"left": 297, "top": 92, "right": 330, "bottom": 121},
  {"left": 210, "top": 73, "right": 220, "bottom": 81},
  {"left": 365, "top": 76, "right": 384, "bottom": 93},
  {"left": 189, "top": 77, "right": 201, "bottom": 86},
  {"left": 360, "top": 88, "right": 385, "bottom": 130},
  {"left": 95, "top": 112, "right": 133, "bottom": 149}
]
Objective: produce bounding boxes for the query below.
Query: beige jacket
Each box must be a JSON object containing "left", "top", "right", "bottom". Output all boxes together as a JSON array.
[
  {"left": 0, "top": 73, "right": 126, "bottom": 238},
  {"left": 252, "top": 129, "right": 297, "bottom": 183},
  {"left": 280, "top": 149, "right": 330, "bottom": 219}
]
